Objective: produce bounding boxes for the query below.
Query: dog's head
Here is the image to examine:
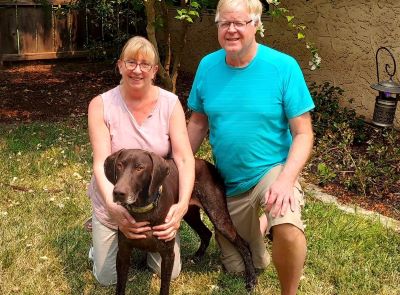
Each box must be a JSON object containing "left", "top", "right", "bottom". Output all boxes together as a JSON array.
[{"left": 104, "top": 149, "right": 169, "bottom": 207}]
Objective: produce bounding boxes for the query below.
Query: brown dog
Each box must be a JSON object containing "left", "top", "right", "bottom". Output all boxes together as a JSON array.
[{"left": 104, "top": 149, "right": 257, "bottom": 295}]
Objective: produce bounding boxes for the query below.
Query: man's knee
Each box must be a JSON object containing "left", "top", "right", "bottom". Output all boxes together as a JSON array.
[{"left": 271, "top": 223, "right": 305, "bottom": 244}]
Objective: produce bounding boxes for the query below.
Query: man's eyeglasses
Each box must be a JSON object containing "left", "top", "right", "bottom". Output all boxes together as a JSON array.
[
  {"left": 124, "top": 60, "right": 153, "bottom": 72},
  {"left": 216, "top": 20, "right": 253, "bottom": 31}
]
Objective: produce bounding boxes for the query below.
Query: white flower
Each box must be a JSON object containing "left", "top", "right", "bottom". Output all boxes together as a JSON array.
[
  {"left": 309, "top": 52, "right": 322, "bottom": 71},
  {"left": 209, "top": 285, "right": 220, "bottom": 291},
  {"left": 267, "top": 0, "right": 280, "bottom": 5},
  {"left": 257, "top": 22, "right": 265, "bottom": 38}
]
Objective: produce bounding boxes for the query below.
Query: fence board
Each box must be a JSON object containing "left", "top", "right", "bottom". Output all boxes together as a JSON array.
[
  {"left": 18, "top": 6, "right": 39, "bottom": 53},
  {"left": 70, "top": 9, "right": 85, "bottom": 51},
  {"left": 0, "top": 6, "right": 18, "bottom": 54},
  {"left": 53, "top": 11, "right": 69, "bottom": 52},
  {"left": 36, "top": 8, "right": 54, "bottom": 52}
]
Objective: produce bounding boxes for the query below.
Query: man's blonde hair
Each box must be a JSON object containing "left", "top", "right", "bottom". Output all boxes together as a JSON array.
[
  {"left": 215, "top": 0, "right": 263, "bottom": 25},
  {"left": 119, "top": 36, "right": 159, "bottom": 64}
]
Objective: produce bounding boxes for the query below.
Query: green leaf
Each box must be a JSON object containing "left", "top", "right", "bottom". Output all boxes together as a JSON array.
[
  {"left": 277, "top": 7, "right": 289, "bottom": 14},
  {"left": 189, "top": 10, "right": 199, "bottom": 17},
  {"left": 190, "top": 1, "right": 200, "bottom": 9},
  {"left": 286, "top": 15, "right": 294, "bottom": 22},
  {"left": 297, "top": 32, "right": 305, "bottom": 40}
]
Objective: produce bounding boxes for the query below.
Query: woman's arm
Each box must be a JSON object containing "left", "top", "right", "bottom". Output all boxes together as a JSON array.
[
  {"left": 88, "top": 95, "right": 150, "bottom": 238},
  {"left": 152, "top": 100, "right": 195, "bottom": 241}
]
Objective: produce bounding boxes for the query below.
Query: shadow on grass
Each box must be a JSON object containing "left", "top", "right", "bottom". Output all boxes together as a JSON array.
[{"left": 51, "top": 226, "right": 157, "bottom": 294}]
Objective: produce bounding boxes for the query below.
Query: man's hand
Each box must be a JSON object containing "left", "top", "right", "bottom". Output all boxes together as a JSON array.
[{"left": 264, "top": 177, "right": 296, "bottom": 218}]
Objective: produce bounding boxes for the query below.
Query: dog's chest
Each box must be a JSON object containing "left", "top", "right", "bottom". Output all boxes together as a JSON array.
[{"left": 120, "top": 230, "right": 174, "bottom": 253}]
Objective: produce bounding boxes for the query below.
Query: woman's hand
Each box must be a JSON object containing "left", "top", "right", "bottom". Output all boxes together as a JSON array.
[
  {"left": 107, "top": 202, "right": 151, "bottom": 239},
  {"left": 152, "top": 202, "right": 188, "bottom": 241}
]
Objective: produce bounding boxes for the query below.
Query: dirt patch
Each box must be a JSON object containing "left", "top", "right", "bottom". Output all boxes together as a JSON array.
[
  {"left": 1, "top": 60, "right": 398, "bottom": 221},
  {"left": 0, "top": 60, "right": 120, "bottom": 122}
]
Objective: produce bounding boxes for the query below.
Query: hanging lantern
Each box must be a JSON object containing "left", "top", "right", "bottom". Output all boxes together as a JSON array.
[{"left": 371, "top": 47, "right": 400, "bottom": 127}]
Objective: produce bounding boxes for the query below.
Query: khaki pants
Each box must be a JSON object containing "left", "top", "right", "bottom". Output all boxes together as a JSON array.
[
  {"left": 89, "top": 214, "right": 182, "bottom": 285},
  {"left": 215, "top": 165, "right": 305, "bottom": 273}
]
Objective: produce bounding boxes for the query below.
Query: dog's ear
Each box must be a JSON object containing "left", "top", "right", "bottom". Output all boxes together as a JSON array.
[
  {"left": 104, "top": 149, "right": 124, "bottom": 184},
  {"left": 147, "top": 152, "right": 169, "bottom": 196}
]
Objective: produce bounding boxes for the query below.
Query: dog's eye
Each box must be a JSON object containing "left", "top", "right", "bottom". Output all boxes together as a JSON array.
[
  {"left": 135, "top": 164, "right": 144, "bottom": 171},
  {"left": 116, "top": 162, "right": 123, "bottom": 170}
]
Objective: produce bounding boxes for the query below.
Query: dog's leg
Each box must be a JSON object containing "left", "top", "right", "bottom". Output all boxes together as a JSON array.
[
  {"left": 183, "top": 205, "right": 212, "bottom": 258},
  {"left": 198, "top": 183, "right": 258, "bottom": 292},
  {"left": 116, "top": 234, "right": 133, "bottom": 295},
  {"left": 159, "top": 245, "right": 175, "bottom": 295},
  {"left": 205, "top": 205, "right": 257, "bottom": 292}
]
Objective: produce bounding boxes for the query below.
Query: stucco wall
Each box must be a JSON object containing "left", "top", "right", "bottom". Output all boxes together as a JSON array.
[{"left": 170, "top": 1, "right": 400, "bottom": 127}]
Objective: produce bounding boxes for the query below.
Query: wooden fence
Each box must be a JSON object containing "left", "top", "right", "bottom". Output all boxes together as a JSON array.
[{"left": 0, "top": 0, "right": 144, "bottom": 62}]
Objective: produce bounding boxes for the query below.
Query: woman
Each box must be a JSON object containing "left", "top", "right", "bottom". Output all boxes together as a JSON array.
[{"left": 87, "top": 36, "right": 195, "bottom": 285}]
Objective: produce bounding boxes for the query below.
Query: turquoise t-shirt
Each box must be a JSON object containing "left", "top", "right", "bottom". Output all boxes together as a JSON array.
[{"left": 188, "top": 44, "right": 315, "bottom": 196}]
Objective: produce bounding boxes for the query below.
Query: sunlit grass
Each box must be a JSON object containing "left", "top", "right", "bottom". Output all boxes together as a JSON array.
[{"left": 0, "top": 118, "right": 399, "bottom": 295}]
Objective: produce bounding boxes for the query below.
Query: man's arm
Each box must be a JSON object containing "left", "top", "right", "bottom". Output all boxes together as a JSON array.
[
  {"left": 187, "top": 112, "right": 209, "bottom": 154},
  {"left": 265, "top": 112, "right": 314, "bottom": 217}
]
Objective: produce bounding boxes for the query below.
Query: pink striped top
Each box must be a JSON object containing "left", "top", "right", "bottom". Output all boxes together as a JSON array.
[{"left": 88, "top": 85, "right": 178, "bottom": 229}]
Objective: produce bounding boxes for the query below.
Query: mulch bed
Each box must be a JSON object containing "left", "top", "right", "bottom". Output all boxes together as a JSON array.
[{"left": 1, "top": 59, "right": 399, "bottom": 221}]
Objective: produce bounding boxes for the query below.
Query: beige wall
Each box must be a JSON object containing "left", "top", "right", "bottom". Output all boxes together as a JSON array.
[{"left": 170, "top": 1, "right": 400, "bottom": 127}]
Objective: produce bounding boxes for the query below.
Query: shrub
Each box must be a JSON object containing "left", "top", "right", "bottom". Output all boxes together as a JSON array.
[{"left": 307, "top": 82, "right": 400, "bottom": 200}]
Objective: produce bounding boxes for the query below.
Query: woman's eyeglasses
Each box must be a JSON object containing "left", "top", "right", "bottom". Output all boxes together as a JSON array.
[{"left": 124, "top": 60, "right": 153, "bottom": 72}]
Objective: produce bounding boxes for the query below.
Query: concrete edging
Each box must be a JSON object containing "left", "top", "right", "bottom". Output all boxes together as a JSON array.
[{"left": 303, "top": 181, "right": 400, "bottom": 233}]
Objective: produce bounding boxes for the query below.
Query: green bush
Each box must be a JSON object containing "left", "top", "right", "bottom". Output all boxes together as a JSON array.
[{"left": 307, "top": 82, "right": 400, "bottom": 199}]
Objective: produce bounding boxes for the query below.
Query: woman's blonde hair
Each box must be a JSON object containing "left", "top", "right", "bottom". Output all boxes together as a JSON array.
[
  {"left": 215, "top": 0, "right": 263, "bottom": 27},
  {"left": 119, "top": 36, "right": 159, "bottom": 64}
]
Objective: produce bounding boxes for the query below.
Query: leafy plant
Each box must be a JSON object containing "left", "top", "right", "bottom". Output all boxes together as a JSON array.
[
  {"left": 307, "top": 82, "right": 400, "bottom": 203},
  {"left": 267, "top": 0, "right": 321, "bottom": 70},
  {"left": 316, "top": 163, "right": 336, "bottom": 185}
]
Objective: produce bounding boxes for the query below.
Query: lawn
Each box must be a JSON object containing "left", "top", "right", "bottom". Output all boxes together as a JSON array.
[{"left": 0, "top": 118, "right": 399, "bottom": 295}]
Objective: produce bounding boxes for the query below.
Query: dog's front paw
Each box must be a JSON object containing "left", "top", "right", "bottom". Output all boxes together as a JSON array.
[{"left": 245, "top": 275, "right": 257, "bottom": 293}]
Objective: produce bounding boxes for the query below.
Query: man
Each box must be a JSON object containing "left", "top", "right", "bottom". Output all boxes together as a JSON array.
[{"left": 186, "top": 0, "right": 314, "bottom": 294}]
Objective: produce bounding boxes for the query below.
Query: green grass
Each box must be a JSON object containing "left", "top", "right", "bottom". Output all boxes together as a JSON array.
[{"left": 0, "top": 118, "right": 399, "bottom": 295}]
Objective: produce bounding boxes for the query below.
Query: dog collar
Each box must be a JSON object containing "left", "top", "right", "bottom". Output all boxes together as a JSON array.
[{"left": 129, "top": 185, "right": 163, "bottom": 213}]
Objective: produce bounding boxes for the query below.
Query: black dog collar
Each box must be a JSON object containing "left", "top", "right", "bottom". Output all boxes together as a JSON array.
[{"left": 129, "top": 185, "right": 163, "bottom": 213}]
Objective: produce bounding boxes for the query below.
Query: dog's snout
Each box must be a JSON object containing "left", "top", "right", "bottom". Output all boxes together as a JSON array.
[{"left": 113, "top": 187, "right": 127, "bottom": 203}]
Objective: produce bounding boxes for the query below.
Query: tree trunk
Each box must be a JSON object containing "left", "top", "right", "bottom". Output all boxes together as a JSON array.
[
  {"left": 170, "top": 20, "right": 189, "bottom": 94},
  {"left": 160, "top": 0, "right": 171, "bottom": 73},
  {"left": 144, "top": 0, "right": 173, "bottom": 91}
]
